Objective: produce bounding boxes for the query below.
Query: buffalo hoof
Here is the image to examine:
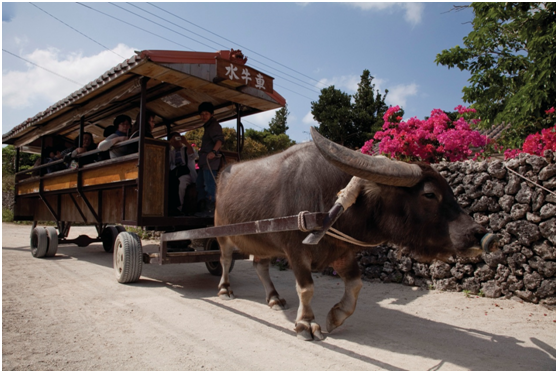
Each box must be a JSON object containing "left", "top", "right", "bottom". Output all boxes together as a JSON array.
[
  {"left": 325, "top": 306, "right": 347, "bottom": 333},
  {"left": 218, "top": 288, "right": 235, "bottom": 300},
  {"left": 295, "top": 320, "right": 325, "bottom": 341},
  {"left": 268, "top": 297, "right": 288, "bottom": 310}
]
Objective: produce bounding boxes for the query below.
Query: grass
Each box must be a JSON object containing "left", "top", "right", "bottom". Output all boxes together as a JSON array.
[{"left": 2, "top": 208, "right": 14, "bottom": 222}]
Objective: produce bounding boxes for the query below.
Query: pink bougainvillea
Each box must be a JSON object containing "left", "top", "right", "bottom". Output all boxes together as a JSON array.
[
  {"left": 505, "top": 108, "right": 556, "bottom": 159},
  {"left": 363, "top": 106, "right": 489, "bottom": 163}
]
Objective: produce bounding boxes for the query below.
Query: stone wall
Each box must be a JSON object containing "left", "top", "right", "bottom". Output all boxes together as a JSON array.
[{"left": 356, "top": 151, "right": 556, "bottom": 306}]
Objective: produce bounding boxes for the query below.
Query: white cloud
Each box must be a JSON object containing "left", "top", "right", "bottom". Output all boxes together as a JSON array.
[
  {"left": 222, "top": 108, "right": 279, "bottom": 131},
  {"left": 316, "top": 75, "right": 360, "bottom": 93},
  {"left": 385, "top": 83, "right": 418, "bottom": 108},
  {"left": 314, "top": 73, "right": 417, "bottom": 107},
  {"left": 303, "top": 110, "right": 318, "bottom": 125},
  {"left": 2, "top": 44, "right": 136, "bottom": 110},
  {"left": 350, "top": 2, "right": 425, "bottom": 26}
]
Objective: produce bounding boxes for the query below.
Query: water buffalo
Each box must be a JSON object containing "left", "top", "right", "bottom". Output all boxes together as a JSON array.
[{"left": 215, "top": 127, "right": 494, "bottom": 340}]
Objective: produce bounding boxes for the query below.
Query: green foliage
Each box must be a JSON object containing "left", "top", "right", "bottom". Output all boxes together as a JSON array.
[
  {"left": 268, "top": 104, "right": 290, "bottom": 135},
  {"left": 435, "top": 3, "right": 556, "bottom": 147},
  {"left": 311, "top": 70, "right": 389, "bottom": 149},
  {"left": 184, "top": 126, "right": 293, "bottom": 161},
  {"left": 311, "top": 86, "right": 354, "bottom": 147},
  {"left": 2, "top": 208, "right": 14, "bottom": 222},
  {"left": 353, "top": 70, "right": 389, "bottom": 141},
  {"left": 2, "top": 145, "right": 40, "bottom": 175}
]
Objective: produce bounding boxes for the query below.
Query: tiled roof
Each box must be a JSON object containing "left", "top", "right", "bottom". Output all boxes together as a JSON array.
[{"left": 3, "top": 54, "right": 143, "bottom": 142}]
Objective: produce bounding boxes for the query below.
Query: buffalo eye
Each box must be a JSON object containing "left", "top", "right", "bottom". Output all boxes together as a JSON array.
[{"left": 424, "top": 193, "right": 437, "bottom": 200}]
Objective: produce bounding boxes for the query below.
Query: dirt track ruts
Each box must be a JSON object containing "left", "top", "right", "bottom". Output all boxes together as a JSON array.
[{"left": 2, "top": 223, "right": 556, "bottom": 370}]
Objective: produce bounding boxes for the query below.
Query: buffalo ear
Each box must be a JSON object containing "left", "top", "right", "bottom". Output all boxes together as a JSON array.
[{"left": 310, "top": 127, "right": 422, "bottom": 187}]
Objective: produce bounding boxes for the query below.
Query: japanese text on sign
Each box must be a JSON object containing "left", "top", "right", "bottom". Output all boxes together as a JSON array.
[{"left": 216, "top": 58, "right": 273, "bottom": 93}]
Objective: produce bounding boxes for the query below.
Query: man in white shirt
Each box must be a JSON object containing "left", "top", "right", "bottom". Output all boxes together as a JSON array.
[{"left": 169, "top": 132, "right": 198, "bottom": 215}]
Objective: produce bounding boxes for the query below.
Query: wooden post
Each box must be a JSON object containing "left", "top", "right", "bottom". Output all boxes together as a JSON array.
[
  {"left": 15, "top": 147, "right": 20, "bottom": 173},
  {"left": 79, "top": 116, "right": 85, "bottom": 148},
  {"left": 136, "top": 77, "right": 149, "bottom": 223}
]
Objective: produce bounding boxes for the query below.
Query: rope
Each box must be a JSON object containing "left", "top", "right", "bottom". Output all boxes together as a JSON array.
[
  {"left": 297, "top": 211, "right": 312, "bottom": 232},
  {"left": 206, "top": 153, "right": 224, "bottom": 184},
  {"left": 504, "top": 165, "right": 556, "bottom": 196},
  {"left": 326, "top": 228, "right": 380, "bottom": 247},
  {"left": 335, "top": 176, "right": 363, "bottom": 210},
  {"left": 297, "top": 208, "right": 379, "bottom": 247}
]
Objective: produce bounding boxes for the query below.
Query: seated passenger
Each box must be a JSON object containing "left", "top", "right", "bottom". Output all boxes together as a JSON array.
[
  {"left": 44, "top": 145, "right": 66, "bottom": 173},
  {"left": 98, "top": 115, "right": 132, "bottom": 158},
  {"left": 127, "top": 110, "right": 157, "bottom": 154},
  {"left": 129, "top": 110, "right": 156, "bottom": 139},
  {"left": 98, "top": 126, "right": 117, "bottom": 161},
  {"left": 68, "top": 132, "right": 98, "bottom": 166},
  {"left": 168, "top": 132, "right": 198, "bottom": 215}
]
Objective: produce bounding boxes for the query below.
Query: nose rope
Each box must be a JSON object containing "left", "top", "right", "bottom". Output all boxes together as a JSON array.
[
  {"left": 297, "top": 177, "right": 380, "bottom": 248},
  {"left": 297, "top": 210, "right": 379, "bottom": 247}
]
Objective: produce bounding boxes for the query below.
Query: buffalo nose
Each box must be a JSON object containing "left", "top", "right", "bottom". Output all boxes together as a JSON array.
[{"left": 473, "top": 225, "right": 488, "bottom": 243}]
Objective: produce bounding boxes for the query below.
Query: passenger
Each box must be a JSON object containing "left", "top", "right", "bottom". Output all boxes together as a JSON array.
[
  {"left": 129, "top": 110, "right": 156, "bottom": 139},
  {"left": 195, "top": 102, "right": 224, "bottom": 218},
  {"left": 97, "top": 115, "right": 132, "bottom": 158},
  {"left": 103, "top": 125, "right": 116, "bottom": 138},
  {"left": 44, "top": 145, "right": 66, "bottom": 173},
  {"left": 68, "top": 132, "right": 98, "bottom": 166},
  {"left": 127, "top": 110, "right": 157, "bottom": 154},
  {"left": 53, "top": 132, "right": 98, "bottom": 168},
  {"left": 168, "top": 131, "right": 198, "bottom": 215},
  {"left": 98, "top": 126, "right": 117, "bottom": 161}
]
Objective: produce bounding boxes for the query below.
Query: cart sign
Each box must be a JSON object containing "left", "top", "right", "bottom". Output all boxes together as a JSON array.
[{"left": 216, "top": 58, "right": 273, "bottom": 93}]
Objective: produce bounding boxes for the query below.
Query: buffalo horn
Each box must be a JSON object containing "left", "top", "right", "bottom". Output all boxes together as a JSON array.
[{"left": 311, "top": 127, "right": 422, "bottom": 187}]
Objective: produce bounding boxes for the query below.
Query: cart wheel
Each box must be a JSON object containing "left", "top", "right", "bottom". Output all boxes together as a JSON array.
[
  {"left": 30, "top": 227, "right": 48, "bottom": 258},
  {"left": 113, "top": 232, "right": 143, "bottom": 283},
  {"left": 44, "top": 227, "right": 59, "bottom": 257},
  {"left": 204, "top": 238, "right": 235, "bottom": 276},
  {"left": 102, "top": 226, "right": 120, "bottom": 253}
]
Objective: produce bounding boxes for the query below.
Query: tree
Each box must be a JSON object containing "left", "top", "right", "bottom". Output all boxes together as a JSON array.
[
  {"left": 268, "top": 104, "right": 290, "bottom": 135},
  {"left": 184, "top": 127, "right": 291, "bottom": 161},
  {"left": 2, "top": 145, "right": 39, "bottom": 175},
  {"left": 435, "top": 3, "right": 556, "bottom": 147},
  {"left": 311, "top": 70, "right": 390, "bottom": 149},
  {"left": 310, "top": 86, "right": 354, "bottom": 147},
  {"left": 353, "top": 70, "right": 389, "bottom": 142},
  {"left": 2, "top": 145, "right": 40, "bottom": 221}
]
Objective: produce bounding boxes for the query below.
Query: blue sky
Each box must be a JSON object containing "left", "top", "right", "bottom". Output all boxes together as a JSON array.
[{"left": 2, "top": 2, "right": 475, "bottom": 144}]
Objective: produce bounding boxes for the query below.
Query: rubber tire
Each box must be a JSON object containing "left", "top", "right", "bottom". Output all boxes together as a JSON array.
[
  {"left": 204, "top": 238, "right": 235, "bottom": 276},
  {"left": 113, "top": 232, "right": 143, "bottom": 284},
  {"left": 102, "top": 226, "right": 120, "bottom": 253},
  {"left": 44, "top": 227, "right": 59, "bottom": 257},
  {"left": 30, "top": 227, "right": 48, "bottom": 258}
]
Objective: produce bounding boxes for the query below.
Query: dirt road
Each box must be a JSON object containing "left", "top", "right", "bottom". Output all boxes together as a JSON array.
[{"left": 2, "top": 222, "right": 556, "bottom": 370}]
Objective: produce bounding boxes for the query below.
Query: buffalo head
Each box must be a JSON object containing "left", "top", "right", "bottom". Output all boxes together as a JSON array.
[{"left": 311, "top": 127, "right": 496, "bottom": 261}]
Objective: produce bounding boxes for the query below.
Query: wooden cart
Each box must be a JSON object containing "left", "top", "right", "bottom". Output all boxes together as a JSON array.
[{"left": 3, "top": 49, "right": 311, "bottom": 279}]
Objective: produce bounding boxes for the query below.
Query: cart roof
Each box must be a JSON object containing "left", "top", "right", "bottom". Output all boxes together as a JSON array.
[{"left": 3, "top": 49, "right": 286, "bottom": 153}]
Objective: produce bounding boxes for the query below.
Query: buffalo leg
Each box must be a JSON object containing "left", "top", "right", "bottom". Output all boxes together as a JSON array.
[
  {"left": 253, "top": 258, "right": 287, "bottom": 310},
  {"left": 216, "top": 237, "right": 235, "bottom": 299},
  {"left": 290, "top": 254, "right": 325, "bottom": 341},
  {"left": 326, "top": 254, "right": 363, "bottom": 333}
]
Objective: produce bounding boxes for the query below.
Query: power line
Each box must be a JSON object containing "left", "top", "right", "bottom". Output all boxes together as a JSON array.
[
  {"left": 76, "top": 2, "right": 194, "bottom": 52},
  {"left": 118, "top": 2, "right": 321, "bottom": 95},
  {"left": 2, "top": 48, "right": 84, "bottom": 86},
  {"left": 108, "top": 2, "right": 216, "bottom": 51},
  {"left": 29, "top": 2, "right": 127, "bottom": 60},
  {"left": 147, "top": 2, "right": 327, "bottom": 89},
  {"left": 77, "top": 2, "right": 318, "bottom": 101}
]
